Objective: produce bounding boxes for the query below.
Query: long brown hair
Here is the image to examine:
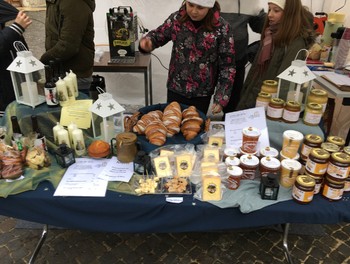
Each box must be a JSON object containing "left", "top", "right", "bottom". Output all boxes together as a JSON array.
[
  {"left": 262, "top": 0, "right": 315, "bottom": 48},
  {"left": 179, "top": 1, "right": 221, "bottom": 31}
]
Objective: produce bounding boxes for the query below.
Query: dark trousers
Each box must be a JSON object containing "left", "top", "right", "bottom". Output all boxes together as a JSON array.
[
  {"left": 222, "top": 60, "right": 246, "bottom": 117},
  {"left": 167, "top": 90, "right": 212, "bottom": 115}
]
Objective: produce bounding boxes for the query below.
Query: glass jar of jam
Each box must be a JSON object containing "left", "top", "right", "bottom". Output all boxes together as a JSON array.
[
  {"left": 282, "top": 100, "right": 301, "bottom": 123},
  {"left": 239, "top": 154, "right": 259, "bottom": 180},
  {"left": 321, "top": 142, "right": 340, "bottom": 154},
  {"left": 321, "top": 174, "right": 345, "bottom": 201},
  {"left": 260, "top": 156, "right": 281, "bottom": 178},
  {"left": 303, "top": 103, "right": 323, "bottom": 126},
  {"left": 300, "top": 134, "right": 323, "bottom": 161},
  {"left": 259, "top": 146, "right": 279, "bottom": 159},
  {"left": 344, "top": 177, "right": 350, "bottom": 192},
  {"left": 256, "top": 92, "right": 272, "bottom": 111},
  {"left": 261, "top": 80, "right": 278, "bottom": 98},
  {"left": 292, "top": 175, "right": 316, "bottom": 204},
  {"left": 305, "top": 148, "right": 330, "bottom": 176},
  {"left": 267, "top": 98, "right": 285, "bottom": 121},
  {"left": 307, "top": 88, "right": 328, "bottom": 113},
  {"left": 304, "top": 170, "right": 324, "bottom": 194},
  {"left": 226, "top": 165, "right": 243, "bottom": 190},
  {"left": 326, "top": 136, "right": 346, "bottom": 150},
  {"left": 326, "top": 152, "right": 350, "bottom": 180},
  {"left": 343, "top": 146, "right": 350, "bottom": 156}
]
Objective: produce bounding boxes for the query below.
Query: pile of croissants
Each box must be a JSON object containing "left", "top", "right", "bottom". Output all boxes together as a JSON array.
[{"left": 131, "top": 102, "right": 204, "bottom": 146}]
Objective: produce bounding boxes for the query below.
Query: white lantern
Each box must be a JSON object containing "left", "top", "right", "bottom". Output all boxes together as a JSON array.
[
  {"left": 277, "top": 50, "right": 317, "bottom": 107},
  {"left": 7, "top": 50, "right": 45, "bottom": 108},
  {"left": 89, "top": 90, "right": 125, "bottom": 142}
]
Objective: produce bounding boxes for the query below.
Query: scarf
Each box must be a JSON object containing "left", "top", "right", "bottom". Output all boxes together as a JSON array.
[{"left": 257, "top": 23, "right": 279, "bottom": 73}]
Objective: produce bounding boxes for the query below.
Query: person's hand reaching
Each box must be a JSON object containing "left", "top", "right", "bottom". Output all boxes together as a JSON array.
[
  {"left": 15, "top": 11, "right": 32, "bottom": 30},
  {"left": 139, "top": 37, "right": 153, "bottom": 52}
]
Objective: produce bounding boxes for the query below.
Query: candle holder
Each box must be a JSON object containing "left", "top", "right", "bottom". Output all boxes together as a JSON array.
[
  {"left": 259, "top": 173, "right": 279, "bottom": 200},
  {"left": 89, "top": 88, "right": 125, "bottom": 142},
  {"left": 276, "top": 49, "right": 316, "bottom": 108},
  {"left": 6, "top": 42, "right": 45, "bottom": 108},
  {"left": 54, "top": 143, "right": 75, "bottom": 168}
]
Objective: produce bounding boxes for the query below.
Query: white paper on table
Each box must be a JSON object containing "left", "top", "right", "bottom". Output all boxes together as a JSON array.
[
  {"left": 53, "top": 158, "right": 109, "bottom": 197},
  {"left": 224, "top": 107, "right": 269, "bottom": 151},
  {"left": 98, "top": 156, "right": 134, "bottom": 182}
]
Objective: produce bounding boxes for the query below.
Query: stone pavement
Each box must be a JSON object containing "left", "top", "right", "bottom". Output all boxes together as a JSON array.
[
  {"left": 1, "top": 215, "right": 350, "bottom": 263},
  {"left": 1, "top": 9, "right": 350, "bottom": 264}
]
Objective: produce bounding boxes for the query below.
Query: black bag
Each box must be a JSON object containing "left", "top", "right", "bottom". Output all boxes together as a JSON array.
[{"left": 89, "top": 75, "right": 106, "bottom": 101}]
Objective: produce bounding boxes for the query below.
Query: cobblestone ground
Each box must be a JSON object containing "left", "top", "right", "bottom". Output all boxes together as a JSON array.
[{"left": 1, "top": 216, "right": 350, "bottom": 264}]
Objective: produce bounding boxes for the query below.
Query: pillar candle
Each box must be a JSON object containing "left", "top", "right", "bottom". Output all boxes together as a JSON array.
[
  {"left": 53, "top": 122, "right": 64, "bottom": 145},
  {"left": 67, "top": 122, "right": 78, "bottom": 147},
  {"left": 56, "top": 77, "right": 69, "bottom": 107},
  {"left": 64, "top": 74, "right": 76, "bottom": 102},
  {"left": 21, "top": 81, "right": 39, "bottom": 105},
  {"left": 72, "top": 128, "right": 86, "bottom": 156},
  {"left": 57, "top": 128, "right": 71, "bottom": 148},
  {"left": 68, "top": 70, "right": 79, "bottom": 98}
]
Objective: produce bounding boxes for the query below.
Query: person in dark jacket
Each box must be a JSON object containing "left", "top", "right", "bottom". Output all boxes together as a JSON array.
[
  {"left": 0, "top": 9, "right": 32, "bottom": 113},
  {"left": 220, "top": 0, "right": 266, "bottom": 117},
  {"left": 139, "top": 0, "right": 236, "bottom": 115},
  {"left": 40, "top": 0, "right": 95, "bottom": 93},
  {"left": 236, "top": 0, "right": 315, "bottom": 110}
]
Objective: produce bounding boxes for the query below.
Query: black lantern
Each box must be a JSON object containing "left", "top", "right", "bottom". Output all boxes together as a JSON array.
[
  {"left": 55, "top": 143, "right": 76, "bottom": 168},
  {"left": 259, "top": 173, "right": 279, "bottom": 200}
]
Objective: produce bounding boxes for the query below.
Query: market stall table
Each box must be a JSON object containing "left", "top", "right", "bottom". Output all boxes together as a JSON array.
[{"left": 0, "top": 180, "right": 350, "bottom": 264}]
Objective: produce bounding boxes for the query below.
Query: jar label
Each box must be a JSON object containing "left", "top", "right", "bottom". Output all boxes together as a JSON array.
[
  {"left": 241, "top": 168, "right": 256, "bottom": 180},
  {"left": 292, "top": 185, "right": 314, "bottom": 202},
  {"left": 303, "top": 112, "right": 322, "bottom": 125},
  {"left": 326, "top": 163, "right": 350, "bottom": 179},
  {"left": 314, "top": 183, "right": 322, "bottom": 194},
  {"left": 305, "top": 159, "right": 328, "bottom": 175},
  {"left": 282, "top": 109, "right": 300, "bottom": 122},
  {"left": 301, "top": 144, "right": 313, "bottom": 158},
  {"left": 267, "top": 107, "right": 283, "bottom": 118},
  {"left": 344, "top": 181, "right": 350, "bottom": 192},
  {"left": 256, "top": 100, "right": 269, "bottom": 111},
  {"left": 322, "top": 185, "right": 344, "bottom": 200}
]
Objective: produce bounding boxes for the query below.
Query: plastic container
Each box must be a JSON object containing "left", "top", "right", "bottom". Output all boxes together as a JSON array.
[{"left": 240, "top": 154, "right": 259, "bottom": 180}]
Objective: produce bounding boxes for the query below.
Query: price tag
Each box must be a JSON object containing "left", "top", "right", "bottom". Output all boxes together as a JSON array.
[{"left": 165, "top": 197, "right": 184, "bottom": 204}]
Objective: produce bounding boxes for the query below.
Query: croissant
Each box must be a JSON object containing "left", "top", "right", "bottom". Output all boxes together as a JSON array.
[
  {"left": 145, "top": 120, "right": 167, "bottom": 146},
  {"left": 181, "top": 106, "right": 203, "bottom": 141},
  {"left": 162, "top": 101, "right": 182, "bottom": 137},
  {"left": 133, "top": 110, "right": 163, "bottom": 135}
]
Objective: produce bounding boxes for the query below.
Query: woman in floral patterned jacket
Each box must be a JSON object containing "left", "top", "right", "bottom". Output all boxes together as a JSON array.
[{"left": 139, "top": 0, "right": 236, "bottom": 115}]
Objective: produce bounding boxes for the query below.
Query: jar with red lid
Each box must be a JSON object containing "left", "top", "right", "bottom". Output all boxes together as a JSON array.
[
  {"left": 300, "top": 134, "right": 323, "bottom": 161},
  {"left": 305, "top": 148, "right": 330, "bottom": 176},
  {"left": 326, "top": 152, "right": 350, "bottom": 180},
  {"left": 267, "top": 98, "right": 285, "bottom": 120},
  {"left": 292, "top": 175, "right": 315, "bottom": 204},
  {"left": 282, "top": 100, "right": 301, "bottom": 123},
  {"left": 239, "top": 154, "right": 259, "bottom": 180},
  {"left": 260, "top": 156, "right": 281, "bottom": 178},
  {"left": 321, "top": 174, "right": 345, "bottom": 201}
]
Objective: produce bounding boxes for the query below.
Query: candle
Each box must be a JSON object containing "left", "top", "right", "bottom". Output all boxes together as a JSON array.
[
  {"left": 100, "top": 119, "right": 115, "bottom": 142},
  {"left": 68, "top": 70, "right": 79, "bottom": 97},
  {"left": 21, "top": 81, "right": 39, "bottom": 105},
  {"left": 57, "top": 128, "right": 71, "bottom": 148},
  {"left": 56, "top": 77, "right": 69, "bottom": 107},
  {"left": 67, "top": 122, "right": 78, "bottom": 147},
  {"left": 53, "top": 122, "right": 64, "bottom": 145},
  {"left": 72, "top": 128, "right": 86, "bottom": 156},
  {"left": 64, "top": 74, "right": 76, "bottom": 102}
]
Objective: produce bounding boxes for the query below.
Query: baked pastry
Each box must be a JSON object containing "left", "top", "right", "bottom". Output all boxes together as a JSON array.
[
  {"left": 88, "top": 140, "right": 110, "bottom": 158},
  {"left": 0, "top": 148, "right": 23, "bottom": 179},
  {"left": 181, "top": 106, "right": 203, "bottom": 140},
  {"left": 26, "top": 147, "right": 46, "bottom": 170},
  {"left": 162, "top": 101, "right": 182, "bottom": 137},
  {"left": 145, "top": 120, "right": 167, "bottom": 146}
]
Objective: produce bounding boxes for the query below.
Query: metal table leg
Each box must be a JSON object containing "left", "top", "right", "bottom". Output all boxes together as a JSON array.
[
  {"left": 282, "top": 223, "right": 294, "bottom": 264},
  {"left": 29, "top": 224, "right": 48, "bottom": 264}
]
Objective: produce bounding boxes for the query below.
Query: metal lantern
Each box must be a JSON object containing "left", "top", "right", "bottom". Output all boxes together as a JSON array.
[
  {"left": 277, "top": 50, "right": 316, "bottom": 106},
  {"left": 89, "top": 89, "right": 125, "bottom": 142},
  {"left": 7, "top": 49, "right": 45, "bottom": 108}
]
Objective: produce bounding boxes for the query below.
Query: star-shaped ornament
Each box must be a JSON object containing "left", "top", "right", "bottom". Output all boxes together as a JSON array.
[
  {"left": 303, "top": 70, "right": 309, "bottom": 77},
  {"left": 16, "top": 60, "right": 22, "bottom": 67},
  {"left": 108, "top": 103, "right": 115, "bottom": 110},
  {"left": 29, "top": 60, "right": 37, "bottom": 67},
  {"left": 288, "top": 69, "right": 296, "bottom": 76},
  {"left": 96, "top": 103, "right": 102, "bottom": 110}
]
